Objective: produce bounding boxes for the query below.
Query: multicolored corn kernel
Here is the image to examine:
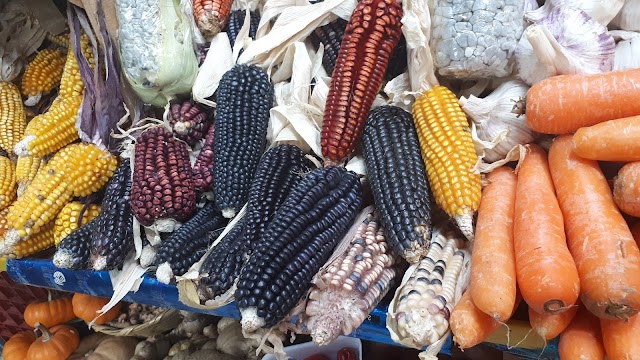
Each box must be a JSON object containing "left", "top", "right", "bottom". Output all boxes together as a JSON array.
[
  {"left": 320, "top": 0, "right": 404, "bottom": 164},
  {"left": 236, "top": 166, "right": 363, "bottom": 331},
  {"left": 54, "top": 201, "right": 101, "bottom": 246},
  {"left": 0, "top": 81, "right": 27, "bottom": 155},
  {"left": 130, "top": 126, "right": 197, "bottom": 226},
  {"left": 168, "top": 100, "right": 211, "bottom": 147},
  {"left": 362, "top": 106, "right": 432, "bottom": 264},
  {"left": 214, "top": 64, "right": 273, "bottom": 218},
  {"left": 89, "top": 159, "right": 134, "bottom": 271},
  {"left": 194, "top": 0, "right": 233, "bottom": 37},
  {"left": 304, "top": 209, "right": 398, "bottom": 345},
  {"left": 310, "top": 18, "right": 347, "bottom": 75},
  {"left": 21, "top": 49, "right": 66, "bottom": 106},
  {"left": 15, "top": 155, "right": 45, "bottom": 196},
  {"left": 197, "top": 144, "right": 311, "bottom": 300},
  {"left": 412, "top": 86, "right": 481, "bottom": 240},
  {"left": 193, "top": 125, "right": 215, "bottom": 192},
  {"left": 0, "top": 156, "right": 16, "bottom": 211}
]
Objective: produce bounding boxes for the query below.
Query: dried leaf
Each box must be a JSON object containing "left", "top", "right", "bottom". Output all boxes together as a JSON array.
[{"left": 192, "top": 33, "right": 234, "bottom": 107}]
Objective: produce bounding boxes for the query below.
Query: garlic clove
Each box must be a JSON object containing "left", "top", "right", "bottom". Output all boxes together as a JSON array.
[
  {"left": 610, "top": 0, "right": 640, "bottom": 31},
  {"left": 525, "top": 0, "right": 624, "bottom": 26},
  {"left": 614, "top": 36, "right": 640, "bottom": 70}
]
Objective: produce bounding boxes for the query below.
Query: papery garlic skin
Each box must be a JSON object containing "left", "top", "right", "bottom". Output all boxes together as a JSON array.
[
  {"left": 614, "top": 37, "right": 640, "bottom": 70},
  {"left": 515, "top": 7, "right": 615, "bottom": 85},
  {"left": 610, "top": 0, "right": 640, "bottom": 31},
  {"left": 525, "top": 0, "right": 624, "bottom": 26},
  {"left": 459, "top": 80, "right": 538, "bottom": 163}
]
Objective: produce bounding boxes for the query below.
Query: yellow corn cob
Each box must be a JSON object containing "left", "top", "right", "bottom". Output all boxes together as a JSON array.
[
  {"left": 0, "top": 82, "right": 27, "bottom": 155},
  {"left": 54, "top": 201, "right": 101, "bottom": 245},
  {"left": 46, "top": 32, "right": 70, "bottom": 48},
  {"left": 0, "top": 156, "right": 16, "bottom": 211},
  {"left": 10, "top": 221, "right": 55, "bottom": 259},
  {"left": 411, "top": 85, "right": 481, "bottom": 241},
  {"left": 21, "top": 49, "right": 66, "bottom": 106},
  {"left": 58, "top": 34, "right": 94, "bottom": 99},
  {"left": 15, "top": 155, "right": 45, "bottom": 196},
  {"left": 15, "top": 95, "right": 82, "bottom": 157},
  {"left": 4, "top": 143, "right": 117, "bottom": 246}
]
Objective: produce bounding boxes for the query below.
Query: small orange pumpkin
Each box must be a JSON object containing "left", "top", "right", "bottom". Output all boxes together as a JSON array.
[
  {"left": 72, "top": 293, "right": 122, "bottom": 325},
  {"left": 2, "top": 330, "right": 36, "bottom": 360},
  {"left": 27, "top": 323, "right": 80, "bottom": 360},
  {"left": 24, "top": 296, "right": 76, "bottom": 327}
]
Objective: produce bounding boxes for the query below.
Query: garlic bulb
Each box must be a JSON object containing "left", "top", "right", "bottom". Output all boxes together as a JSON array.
[
  {"left": 525, "top": 0, "right": 624, "bottom": 26},
  {"left": 610, "top": 0, "right": 640, "bottom": 31},
  {"left": 515, "top": 7, "right": 615, "bottom": 85},
  {"left": 459, "top": 80, "right": 538, "bottom": 163},
  {"left": 614, "top": 36, "right": 640, "bottom": 70}
]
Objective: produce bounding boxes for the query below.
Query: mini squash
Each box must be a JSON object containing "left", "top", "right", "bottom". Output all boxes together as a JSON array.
[
  {"left": 24, "top": 296, "right": 75, "bottom": 327},
  {"left": 27, "top": 323, "right": 80, "bottom": 360},
  {"left": 2, "top": 330, "right": 36, "bottom": 360},
  {"left": 72, "top": 293, "right": 122, "bottom": 325}
]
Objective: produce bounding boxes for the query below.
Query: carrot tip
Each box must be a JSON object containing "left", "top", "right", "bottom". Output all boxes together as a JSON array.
[
  {"left": 605, "top": 304, "right": 638, "bottom": 320},
  {"left": 543, "top": 299, "right": 566, "bottom": 314}
]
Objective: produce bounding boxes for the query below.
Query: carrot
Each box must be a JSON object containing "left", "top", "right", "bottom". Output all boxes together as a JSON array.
[
  {"left": 450, "top": 290, "right": 522, "bottom": 349},
  {"left": 529, "top": 304, "right": 577, "bottom": 340},
  {"left": 548, "top": 135, "right": 640, "bottom": 319},
  {"left": 558, "top": 305, "right": 605, "bottom": 360},
  {"left": 525, "top": 68, "right": 640, "bottom": 134},
  {"left": 514, "top": 144, "right": 580, "bottom": 314},
  {"left": 613, "top": 162, "right": 640, "bottom": 217},
  {"left": 600, "top": 314, "right": 640, "bottom": 360},
  {"left": 469, "top": 167, "right": 517, "bottom": 322},
  {"left": 573, "top": 116, "right": 640, "bottom": 162}
]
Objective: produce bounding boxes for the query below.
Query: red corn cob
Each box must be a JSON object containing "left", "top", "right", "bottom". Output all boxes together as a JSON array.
[
  {"left": 320, "top": 0, "right": 403, "bottom": 164},
  {"left": 168, "top": 100, "right": 211, "bottom": 147},
  {"left": 193, "top": 125, "right": 215, "bottom": 192},
  {"left": 130, "top": 126, "right": 197, "bottom": 226},
  {"left": 193, "top": 0, "right": 233, "bottom": 38}
]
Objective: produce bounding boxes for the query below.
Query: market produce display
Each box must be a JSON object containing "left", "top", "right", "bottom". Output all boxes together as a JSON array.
[{"left": 2, "top": 0, "right": 640, "bottom": 359}]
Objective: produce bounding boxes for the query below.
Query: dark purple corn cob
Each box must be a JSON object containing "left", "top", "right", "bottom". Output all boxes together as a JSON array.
[
  {"left": 130, "top": 126, "right": 197, "bottom": 226},
  {"left": 53, "top": 219, "right": 98, "bottom": 270},
  {"left": 196, "top": 144, "right": 312, "bottom": 301},
  {"left": 88, "top": 159, "right": 135, "bottom": 270},
  {"left": 168, "top": 100, "right": 211, "bottom": 147},
  {"left": 193, "top": 125, "right": 215, "bottom": 192},
  {"left": 384, "top": 35, "right": 408, "bottom": 81},
  {"left": 155, "top": 202, "right": 228, "bottom": 283},
  {"left": 214, "top": 64, "right": 273, "bottom": 218},
  {"left": 310, "top": 18, "right": 348, "bottom": 75},
  {"left": 235, "top": 166, "right": 363, "bottom": 331},
  {"left": 226, "top": 10, "right": 260, "bottom": 51}
]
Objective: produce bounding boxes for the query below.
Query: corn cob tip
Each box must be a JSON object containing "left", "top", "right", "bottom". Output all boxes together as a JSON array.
[
  {"left": 240, "top": 307, "right": 266, "bottom": 332},
  {"left": 14, "top": 136, "right": 35, "bottom": 157},
  {"left": 17, "top": 183, "right": 29, "bottom": 197},
  {"left": 156, "top": 262, "right": 174, "bottom": 285},
  {"left": 24, "top": 94, "right": 42, "bottom": 107},
  {"left": 52, "top": 249, "right": 77, "bottom": 269},
  {"left": 454, "top": 214, "right": 474, "bottom": 241},
  {"left": 154, "top": 218, "right": 181, "bottom": 233},
  {"left": 221, "top": 208, "right": 237, "bottom": 219},
  {"left": 140, "top": 245, "right": 158, "bottom": 268},
  {"left": 4, "top": 228, "right": 22, "bottom": 246},
  {"left": 91, "top": 256, "right": 109, "bottom": 271}
]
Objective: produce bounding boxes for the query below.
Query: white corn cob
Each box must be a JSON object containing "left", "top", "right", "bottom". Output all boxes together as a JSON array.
[
  {"left": 304, "top": 210, "right": 398, "bottom": 346},
  {"left": 387, "top": 228, "right": 470, "bottom": 348}
]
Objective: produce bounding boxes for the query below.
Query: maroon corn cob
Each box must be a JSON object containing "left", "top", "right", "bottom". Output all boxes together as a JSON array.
[
  {"left": 193, "top": 125, "right": 215, "bottom": 192},
  {"left": 193, "top": 0, "right": 233, "bottom": 38},
  {"left": 130, "top": 126, "right": 197, "bottom": 226},
  {"left": 320, "top": 0, "right": 403, "bottom": 164},
  {"left": 168, "top": 100, "right": 211, "bottom": 147}
]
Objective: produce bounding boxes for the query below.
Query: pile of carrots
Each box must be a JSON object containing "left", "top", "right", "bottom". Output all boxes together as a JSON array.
[{"left": 450, "top": 67, "right": 640, "bottom": 360}]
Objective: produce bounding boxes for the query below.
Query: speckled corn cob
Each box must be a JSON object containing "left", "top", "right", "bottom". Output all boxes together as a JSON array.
[
  {"left": 15, "top": 155, "right": 44, "bottom": 196},
  {"left": 412, "top": 86, "right": 481, "bottom": 240},
  {"left": 0, "top": 81, "right": 27, "bottom": 155},
  {"left": 214, "top": 64, "right": 273, "bottom": 218},
  {"left": 304, "top": 209, "right": 398, "bottom": 345},
  {"left": 54, "top": 202, "right": 101, "bottom": 245},
  {"left": 10, "top": 220, "right": 55, "bottom": 259},
  {"left": 193, "top": 125, "right": 215, "bottom": 192},
  {"left": 236, "top": 166, "right": 363, "bottom": 332},
  {"left": 321, "top": 0, "right": 403, "bottom": 164},
  {"left": 194, "top": 0, "right": 233, "bottom": 37},
  {"left": 21, "top": 49, "right": 66, "bottom": 106},
  {"left": 387, "top": 229, "right": 470, "bottom": 348},
  {"left": 4, "top": 144, "right": 117, "bottom": 246},
  {"left": 168, "top": 100, "right": 211, "bottom": 147},
  {"left": 130, "top": 126, "right": 197, "bottom": 227},
  {"left": 362, "top": 106, "right": 432, "bottom": 264},
  {"left": 0, "top": 156, "right": 16, "bottom": 211}
]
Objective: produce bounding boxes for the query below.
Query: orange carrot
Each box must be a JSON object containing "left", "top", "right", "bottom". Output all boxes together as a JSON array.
[
  {"left": 450, "top": 290, "right": 522, "bottom": 349},
  {"left": 529, "top": 304, "right": 577, "bottom": 340},
  {"left": 469, "top": 167, "right": 517, "bottom": 322},
  {"left": 558, "top": 305, "right": 605, "bottom": 360},
  {"left": 573, "top": 116, "right": 640, "bottom": 162},
  {"left": 514, "top": 144, "right": 580, "bottom": 314},
  {"left": 600, "top": 314, "right": 640, "bottom": 360},
  {"left": 548, "top": 135, "right": 640, "bottom": 319},
  {"left": 526, "top": 68, "right": 640, "bottom": 134},
  {"left": 613, "top": 162, "right": 640, "bottom": 217}
]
